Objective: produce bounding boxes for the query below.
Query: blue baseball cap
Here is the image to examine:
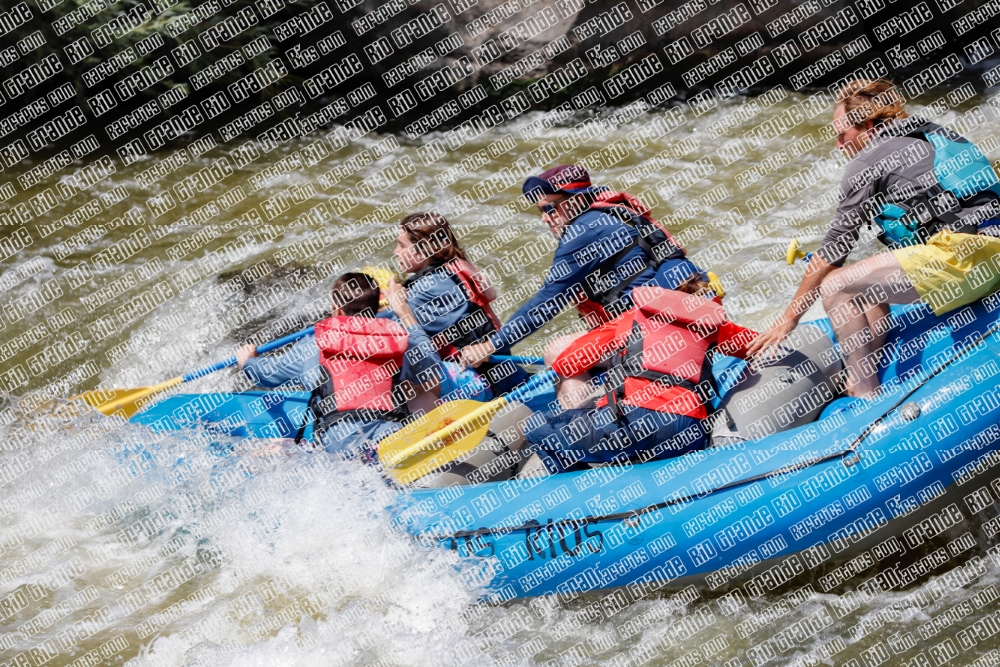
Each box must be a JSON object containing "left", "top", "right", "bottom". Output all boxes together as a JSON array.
[{"left": 522, "top": 164, "right": 597, "bottom": 202}]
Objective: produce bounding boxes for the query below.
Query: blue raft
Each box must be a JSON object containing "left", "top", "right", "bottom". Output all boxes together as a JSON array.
[{"left": 132, "top": 299, "right": 1000, "bottom": 601}]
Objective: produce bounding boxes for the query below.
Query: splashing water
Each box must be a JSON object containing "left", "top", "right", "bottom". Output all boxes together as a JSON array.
[{"left": 2, "top": 93, "right": 1000, "bottom": 665}]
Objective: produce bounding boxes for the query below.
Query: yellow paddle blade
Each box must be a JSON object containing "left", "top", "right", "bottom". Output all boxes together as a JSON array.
[
  {"left": 707, "top": 271, "right": 725, "bottom": 298},
  {"left": 378, "top": 399, "right": 504, "bottom": 485},
  {"left": 786, "top": 238, "right": 807, "bottom": 265},
  {"left": 363, "top": 265, "right": 397, "bottom": 308},
  {"left": 75, "top": 376, "right": 183, "bottom": 418}
]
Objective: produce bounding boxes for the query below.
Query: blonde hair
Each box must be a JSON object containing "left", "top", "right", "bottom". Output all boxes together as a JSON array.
[{"left": 835, "top": 78, "right": 908, "bottom": 129}]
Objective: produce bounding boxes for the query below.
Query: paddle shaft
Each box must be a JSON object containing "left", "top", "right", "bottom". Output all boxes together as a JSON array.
[
  {"left": 87, "top": 325, "right": 531, "bottom": 418},
  {"left": 182, "top": 326, "right": 316, "bottom": 382},
  {"left": 175, "top": 330, "right": 527, "bottom": 386},
  {"left": 79, "top": 324, "right": 319, "bottom": 416},
  {"left": 383, "top": 369, "right": 557, "bottom": 467},
  {"left": 488, "top": 354, "right": 544, "bottom": 365},
  {"left": 185, "top": 340, "right": 534, "bottom": 383}
]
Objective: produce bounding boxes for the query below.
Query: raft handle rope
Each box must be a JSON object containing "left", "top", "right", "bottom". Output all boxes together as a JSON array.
[
  {"left": 425, "top": 448, "right": 851, "bottom": 541},
  {"left": 837, "top": 318, "right": 1000, "bottom": 461},
  {"left": 422, "top": 318, "right": 1000, "bottom": 542}
]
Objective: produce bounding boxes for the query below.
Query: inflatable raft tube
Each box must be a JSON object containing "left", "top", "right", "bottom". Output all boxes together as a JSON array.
[
  {"left": 130, "top": 300, "right": 1000, "bottom": 601},
  {"left": 392, "top": 300, "right": 1000, "bottom": 600},
  {"left": 710, "top": 322, "right": 843, "bottom": 446}
]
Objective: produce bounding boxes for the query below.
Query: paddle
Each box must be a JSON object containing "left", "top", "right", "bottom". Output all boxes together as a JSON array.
[
  {"left": 786, "top": 238, "right": 813, "bottom": 264},
  {"left": 378, "top": 369, "right": 557, "bottom": 485},
  {"left": 362, "top": 265, "right": 542, "bottom": 365},
  {"left": 489, "top": 354, "right": 543, "bottom": 365},
  {"left": 77, "top": 326, "right": 316, "bottom": 418}
]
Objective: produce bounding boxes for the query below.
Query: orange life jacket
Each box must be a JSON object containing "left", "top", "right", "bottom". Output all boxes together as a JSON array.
[
  {"left": 555, "top": 287, "right": 747, "bottom": 419},
  {"left": 314, "top": 316, "right": 409, "bottom": 414},
  {"left": 574, "top": 191, "right": 688, "bottom": 326}
]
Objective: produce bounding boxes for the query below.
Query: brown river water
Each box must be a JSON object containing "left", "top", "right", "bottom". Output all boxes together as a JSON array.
[{"left": 1, "top": 90, "right": 999, "bottom": 666}]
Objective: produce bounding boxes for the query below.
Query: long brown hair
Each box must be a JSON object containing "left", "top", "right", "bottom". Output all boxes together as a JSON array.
[
  {"left": 835, "top": 78, "right": 908, "bottom": 129},
  {"left": 399, "top": 212, "right": 467, "bottom": 264}
]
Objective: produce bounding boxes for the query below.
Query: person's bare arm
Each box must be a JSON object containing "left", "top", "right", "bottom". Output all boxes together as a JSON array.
[
  {"left": 385, "top": 277, "right": 418, "bottom": 328},
  {"left": 462, "top": 340, "right": 495, "bottom": 368},
  {"left": 745, "top": 254, "right": 836, "bottom": 358},
  {"left": 236, "top": 344, "right": 258, "bottom": 368}
]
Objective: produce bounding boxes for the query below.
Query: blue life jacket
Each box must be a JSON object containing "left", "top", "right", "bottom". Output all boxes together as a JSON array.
[{"left": 873, "top": 121, "right": 1000, "bottom": 247}]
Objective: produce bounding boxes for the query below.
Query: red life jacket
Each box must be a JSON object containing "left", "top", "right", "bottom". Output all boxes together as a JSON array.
[
  {"left": 314, "top": 316, "right": 409, "bottom": 413},
  {"left": 444, "top": 259, "right": 501, "bottom": 330},
  {"left": 408, "top": 259, "right": 501, "bottom": 360},
  {"left": 574, "top": 191, "right": 688, "bottom": 326},
  {"left": 590, "top": 191, "right": 687, "bottom": 255},
  {"left": 555, "top": 287, "right": 747, "bottom": 419}
]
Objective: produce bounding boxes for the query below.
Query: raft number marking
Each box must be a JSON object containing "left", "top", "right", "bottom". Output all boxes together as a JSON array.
[{"left": 443, "top": 519, "right": 603, "bottom": 560}]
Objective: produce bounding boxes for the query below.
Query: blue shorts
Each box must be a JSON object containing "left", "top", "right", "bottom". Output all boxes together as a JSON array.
[
  {"left": 320, "top": 417, "right": 400, "bottom": 460},
  {"left": 523, "top": 404, "right": 707, "bottom": 474}
]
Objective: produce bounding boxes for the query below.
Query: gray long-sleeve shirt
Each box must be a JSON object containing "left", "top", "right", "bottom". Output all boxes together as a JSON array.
[{"left": 816, "top": 115, "right": 998, "bottom": 266}]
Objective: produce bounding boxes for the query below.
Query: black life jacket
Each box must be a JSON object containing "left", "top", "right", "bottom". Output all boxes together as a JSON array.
[
  {"left": 574, "top": 191, "right": 687, "bottom": 326},
  {"left": 404, "top": 259, "right": 500, "bottom": 360}
]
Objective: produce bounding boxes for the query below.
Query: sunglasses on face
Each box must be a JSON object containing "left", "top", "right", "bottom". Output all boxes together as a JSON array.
[{"left": 539, "top": 203, "right": 558, "bottom": 216}]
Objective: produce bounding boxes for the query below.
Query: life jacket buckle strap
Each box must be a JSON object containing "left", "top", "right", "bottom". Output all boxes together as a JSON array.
[
  {"left": 294, "top": 386, "right": 324, "bottom": 446},
  {"left": 604, "top": 352, "right": 626, "bottom": 421},
  {"left": 604, "top": 351, "right": 645, "bottom": 448},
  {"left": 929, "top": 190, "right": 961, "bottom": 216}
]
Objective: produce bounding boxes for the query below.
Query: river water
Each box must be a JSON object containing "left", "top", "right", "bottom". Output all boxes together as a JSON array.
[{"left": 2, "top": 90, "right": 999, "bottom": 666}]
